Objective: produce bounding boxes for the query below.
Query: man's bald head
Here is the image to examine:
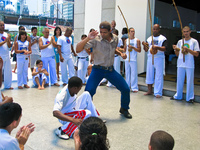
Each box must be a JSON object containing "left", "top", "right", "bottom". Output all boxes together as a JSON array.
[{"left": 153, "top": 24, "right": 160, "bottom": 36}]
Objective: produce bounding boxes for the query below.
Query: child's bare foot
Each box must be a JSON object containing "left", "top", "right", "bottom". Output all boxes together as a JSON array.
[
  {"left": 24, "top": 85, "right": 30, "bottom": 88},
  {"left": 156, "top": 95, "right": 162, "bottom": 98},
  {"left": 18, "top": 86, "right": 23, "bottom": 89},
  {"left": 38, "top": 86, "right": 41, "bottom": 90},
  {"left": 144, "top": 92, "right": 152, "bottom": 95},
  {"left": 41, "top": 87, "right": 45, "bottom": 90},
  {"left": 54, "top": 83, "right": 60, "bottom": 86}
]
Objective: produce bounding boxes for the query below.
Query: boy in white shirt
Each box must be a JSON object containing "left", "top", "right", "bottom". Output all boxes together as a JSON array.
[
  {"left": 171, "top": 26, "right": 199, "bottom": 103},
  {"left": 57, "top": 27, "right": 77, "bottom": 86},
  {"left": 53, "top": 76, "right": 99, "bottom": 140},
  {"left": 30, "top": 27, "right": 40, "bottom": 72}
]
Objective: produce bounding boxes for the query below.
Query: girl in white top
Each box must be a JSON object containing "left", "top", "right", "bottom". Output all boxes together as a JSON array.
[
  {"left": 124, "top": 28, "right": 141, "bottom": 92},
  {"left": 32, "top": 60, "right": 49, "bottom": 90},
  {"left": 14, "top": 31, "right": 32, "bottom": 89},
  {"left": 172, "top": 26, "right": 200, "bottom": 103}
]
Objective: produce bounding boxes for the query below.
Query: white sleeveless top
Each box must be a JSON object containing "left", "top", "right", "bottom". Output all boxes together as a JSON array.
[
  {"left": 41, "top": 36, "right": 55, "bottom": 58},
  {"left": 0, "top": 32, "right": 9, "bottom": 58},
  {"left": 125, "top": 38, "right": 138, "bottom": 61},
  {"left": 16, "top": 40, "right": 29, "bottom": 59}
]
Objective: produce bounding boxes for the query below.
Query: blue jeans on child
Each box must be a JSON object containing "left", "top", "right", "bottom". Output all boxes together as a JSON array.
[{"left": 85, "top": 66, "right": 130, "bottom": 109}]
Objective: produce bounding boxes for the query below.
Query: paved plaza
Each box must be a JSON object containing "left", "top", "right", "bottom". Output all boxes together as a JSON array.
[{"left": 2, "top": 77, "right": 200, "bottom": 150}]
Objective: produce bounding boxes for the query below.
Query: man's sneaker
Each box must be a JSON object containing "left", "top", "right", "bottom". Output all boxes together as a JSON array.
[
  {"left": 55, "top": 127, "right": 69, "bottom": 140},
  {"left": 119, "top": 108, "right": 132, "bottom": 119}
]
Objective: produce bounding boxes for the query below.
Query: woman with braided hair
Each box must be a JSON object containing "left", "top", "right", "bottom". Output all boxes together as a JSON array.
[{"left": 74, "top": 117, "right": 109, "bottom": 150}]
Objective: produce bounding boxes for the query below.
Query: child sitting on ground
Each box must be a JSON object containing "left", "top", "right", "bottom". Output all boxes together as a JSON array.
[{"left": 32, "top": 60, "right": 49, "bottom": 90}]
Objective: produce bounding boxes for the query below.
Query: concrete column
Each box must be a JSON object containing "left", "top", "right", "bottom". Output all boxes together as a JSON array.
[
  {"left": 101, "top": 0, "right": 115, "bottom": 22},
  {"left": 74, "top": 0, "right": 85, "bottom": 47}
]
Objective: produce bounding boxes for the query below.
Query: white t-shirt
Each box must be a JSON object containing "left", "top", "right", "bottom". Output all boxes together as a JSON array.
[
  {"left": 176, "top": 38, "right": 200, "bottom": 68},
  {"left": 53, "top": 85, "right": 77, "bottom": 114},
  {"left": 57, "top": 35, "right": 72, "bottom": 59},
  {"left": 125, "top": 38, "right": 138, "bottom": 61},
  {"left": 16, "top": 40, "right": 29, "bottom": 59},
  {"left": 0, "top": 32, "right": 9, "bottom": 58},
  {"left": 30, "top": 35, "right": 40, "bottom": 55},
  {"left": 147, "top": 34, "right": 167, "bottom": 58},
  {"left": 41, "top": 36, "right": 55, "bottom": 58}
]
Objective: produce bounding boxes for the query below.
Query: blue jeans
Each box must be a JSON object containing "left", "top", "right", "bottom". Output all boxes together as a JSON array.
[{"left": 85, "top": 67, "right": 130, "bottom": 109}]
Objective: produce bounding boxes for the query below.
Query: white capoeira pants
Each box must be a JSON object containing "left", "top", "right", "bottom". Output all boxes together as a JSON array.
[
  {"left": 60, "top": 57, "right": 75, "bottom": 84},
  {"left": 125, "top": 60, "right": 138, "bottom": 92},
  {"left": 107, "top": 55, "right": 121, "bottom": 87},
  {"left": 33, "top": 73, "right": 47, "bottom": 86},
  {"left": 59, "top": 91, "right": 99, "bottom": 137},
  {"left": 17, "top": 57, "right": 29, "bottom": 86},
  {"left": 77, "top": 58, "right": 89, "bottom": 83},
  {"left": 146, "top": 57, "right": 164, "bottom": 96},
  {"left": 41, "top": 56, "right": 57, "bottom": 85},
  {"left": 2, "top": 56, "right": 12, "bottom": 88},
  {"left": 173, "top": 67, "right": 194, "bottom": 101}
]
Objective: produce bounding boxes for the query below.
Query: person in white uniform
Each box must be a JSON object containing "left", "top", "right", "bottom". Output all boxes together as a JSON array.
[
  {"left": 39, "top": 28, "right": 59, "bottom": 86},
  {"left": 76, "top": 34, "right": 90, "bottom": 84},
  {"left": 142, "top": 24, "right": 167, "bottom": 98},
  {"left": 53, "top": 76, "right": 99, "bottom": 140},
  {"left": 0, "top": 21, "right": 13, "bottom": 89},
  {"left": 124, "top": 28, "right": 141, "bottom": 92},
  {"left": 171, "top": 26, "right": 199, "bottom": 103},
  {"left": 57, "top": 27, "right": 77, "bottom": 86},
  {"left": 30, "top": 27, "right": 40, "bottom": 72},
  {"left": 15, "top": 31, "right": 32, "bottom": 89},
  {"left": 0, "top": 103, "right": 35, "bottom": 150}
]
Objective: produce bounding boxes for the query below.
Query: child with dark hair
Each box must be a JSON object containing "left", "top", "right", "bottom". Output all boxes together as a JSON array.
[
  {"left": 53, "top": 76, "right": 99, "bottom": 140},
  {"left": 74, "top": 117, "right": 109, "bottom": 150},
  {"left": 0, "top": 103, "right": 35, "bottom": 150},
  {"left": 30, "top": 27, "right": 40, "bottom": 72},
  {"left": 15, "top": 30, "right": 32, "bottom": 89},
  {"left": 32, "top": 60, "right": 49, "bottom": 90},
  {"left": 149, "top": 130, "right": 175, "bottom": 150}
]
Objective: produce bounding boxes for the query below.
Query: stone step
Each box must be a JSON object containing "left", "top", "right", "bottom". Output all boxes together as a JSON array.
[{"left": 138, "top": 77, "right": 200, "bottom": 103}]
